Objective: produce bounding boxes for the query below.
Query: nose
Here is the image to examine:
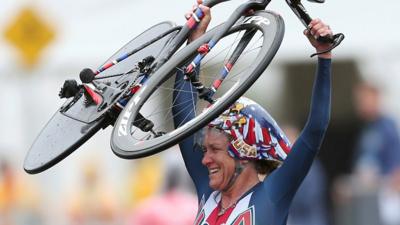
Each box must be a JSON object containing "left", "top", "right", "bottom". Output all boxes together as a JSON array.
[{"left": 201, "top": 150, "right": 212, "bottom": 166}]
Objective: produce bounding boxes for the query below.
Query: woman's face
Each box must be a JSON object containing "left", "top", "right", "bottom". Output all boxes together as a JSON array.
[{"left": 201, "top": 129, "right": 236, "bottom": 190}]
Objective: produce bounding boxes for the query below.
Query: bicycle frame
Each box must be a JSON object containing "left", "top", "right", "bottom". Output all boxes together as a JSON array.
[
  {"left": 92, "top": 0, "right": 335, "bottom": 82},
  {"left": 108, "top": 0, "right": 341, "bottom": 158},
  {"left": 25, "top": 0, "right": 343, "bottom": 174},
  {"left": 148, "top": 0, "right": 340, "bottom": 103}
]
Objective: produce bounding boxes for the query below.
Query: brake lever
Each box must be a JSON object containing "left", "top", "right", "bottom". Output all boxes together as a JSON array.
[{"left": 310, "top": 33, "right": 345, "bottom": 57}]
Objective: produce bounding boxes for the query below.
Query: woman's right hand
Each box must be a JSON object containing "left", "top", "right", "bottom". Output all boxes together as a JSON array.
[{"left": 186, "top": 0, "right": 211, "bottom": 43}]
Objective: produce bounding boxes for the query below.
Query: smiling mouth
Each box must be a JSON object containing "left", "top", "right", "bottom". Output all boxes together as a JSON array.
[{"left": 209, "top": 168, "right": 220, "bottom": 175}]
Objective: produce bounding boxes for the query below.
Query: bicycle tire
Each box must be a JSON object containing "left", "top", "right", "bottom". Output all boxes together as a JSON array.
[
  {"left": 24, "top": 21, "right": 180, "bottom": 174},
  {"left": 111, "top": 11, "right": 285, "bottom": 159}
]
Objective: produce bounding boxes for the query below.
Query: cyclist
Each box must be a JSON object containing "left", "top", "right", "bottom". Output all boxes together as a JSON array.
[{"left": 173, "top": 1, "right": 333, "bottom": 224}]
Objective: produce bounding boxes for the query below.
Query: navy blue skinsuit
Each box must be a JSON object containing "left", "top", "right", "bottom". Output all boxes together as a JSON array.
[{"left": 172, "top": 58, "right": 332, "bottom": 225}]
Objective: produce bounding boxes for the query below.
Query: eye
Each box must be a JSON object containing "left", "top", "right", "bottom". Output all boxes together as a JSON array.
[{"left": 200, "top": 145, "right": 207, "bottom": 154}]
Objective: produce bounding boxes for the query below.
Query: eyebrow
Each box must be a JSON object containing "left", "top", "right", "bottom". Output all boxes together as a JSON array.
[{"left": 204, "top": 143, "right": 226, "bottom": 149}]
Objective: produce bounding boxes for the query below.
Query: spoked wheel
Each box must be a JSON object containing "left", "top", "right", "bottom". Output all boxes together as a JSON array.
[{"left": 111, "top": 11, "right": 285, "bottom": 159}]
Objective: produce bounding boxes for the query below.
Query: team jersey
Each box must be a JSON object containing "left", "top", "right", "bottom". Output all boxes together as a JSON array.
[{"left": 172, "top": 58, "right": 332, "bottom": 225}]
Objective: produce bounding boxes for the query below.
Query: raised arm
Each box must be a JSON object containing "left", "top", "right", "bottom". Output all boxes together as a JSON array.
[
  {"left": 172, "top": 0, "right": 211, "bottom": 198},
  {"left": 172, "top": 69, "right": 210, "bottom": 196},
  {"left": 266, "top": 19, "right": 332, "bottom": 203}
]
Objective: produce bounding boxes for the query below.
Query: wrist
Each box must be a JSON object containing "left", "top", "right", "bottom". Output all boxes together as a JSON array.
[{"left": 317, "top": 51, "right": 332, "bottom": 59}]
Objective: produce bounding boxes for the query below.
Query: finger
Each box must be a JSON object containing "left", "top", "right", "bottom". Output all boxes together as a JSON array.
[
  {"left": 319, "top": 30, "right": 333, "bottom": 38},
  {"left": 305, "top": 30, "right": 314, "bottom": 41},
  {"left": 198, "top": 4, "right": 211, "bottom": 22},
  {"left": 311, "top": 22, "right": 324, "bottom": 32},
  {"left": 316, "top": 27, "right": 326, "bottom": 36},
  {"left": 310, "top": 23, "right": 324, "bottom": 37},
  {"left": 317, "top": 26, "right": 332, "bottom": 36},
  {"left": 198, "top": 4, "right": 210, "bottom": 15},
  {"left": 244, "top": 9, "right": 255, "bottom": 16},
  {"left": 308, "top": 18, "right": 321, "bottom": 28},
  {"left": 303, "top": 29, "right": 315, "bottom": 43},
  {"left": 185, "top": 4, "right": 198, "bottom": 20},
  {"left": 308, "top": 19, "right": 318, "bottom": 29},
  {"left": 197, "top": 0, "right": 203, "bottom": 5}
]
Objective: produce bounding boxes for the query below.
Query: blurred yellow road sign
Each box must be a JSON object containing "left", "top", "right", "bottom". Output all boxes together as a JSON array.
[{"left": 4, "top": 7, "right": 55, "bottom": 67}]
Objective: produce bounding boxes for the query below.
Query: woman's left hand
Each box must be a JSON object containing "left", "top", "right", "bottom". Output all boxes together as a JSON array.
[{"left": 304, "top": 18, "right": 333, "bottom": 59}]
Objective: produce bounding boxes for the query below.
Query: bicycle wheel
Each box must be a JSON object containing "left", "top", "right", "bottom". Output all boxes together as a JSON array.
[
  {"left": 24, "top": 21, "right": 180, "bottom": 174},
  {"left": 111, "top": 11, "right": 284, "bottom": 159}
]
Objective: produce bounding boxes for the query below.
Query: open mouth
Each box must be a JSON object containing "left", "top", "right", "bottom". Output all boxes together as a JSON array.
[{"left": 209, "top": 168, "right": 220, "bottom": 175}]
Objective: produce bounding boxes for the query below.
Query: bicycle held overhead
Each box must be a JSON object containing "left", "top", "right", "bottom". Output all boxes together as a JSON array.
[{"left": 24, "top": 0, "right": 343, "bottom": 175}]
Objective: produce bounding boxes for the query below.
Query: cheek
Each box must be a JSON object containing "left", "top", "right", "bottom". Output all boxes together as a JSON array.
[{"left": 220, "top": 156, "right": 235, "bottom": 172}]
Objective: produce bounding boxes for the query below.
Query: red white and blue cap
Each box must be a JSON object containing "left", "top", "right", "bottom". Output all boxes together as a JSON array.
[{"left": 208, "top": 97, "right": 291, "bottom": 162}]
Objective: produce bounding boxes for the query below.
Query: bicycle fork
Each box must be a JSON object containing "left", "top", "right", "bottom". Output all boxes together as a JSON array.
[
  {"left": 184, "top": 28, "right": 257, "bottom": 104},
  {"left": 183, "top": 2, "right": 261, "bottom": 104}
]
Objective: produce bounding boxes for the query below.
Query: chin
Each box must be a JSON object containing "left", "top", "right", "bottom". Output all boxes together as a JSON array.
[
  {"left": 209, "top": 183, "right": 217, "bottom": 190},
  {"left": 209, "top": 181, "right": 221, "bottom": 190},
  {"left": 210, "top": 182, "right": 227, "bottom": 191}
]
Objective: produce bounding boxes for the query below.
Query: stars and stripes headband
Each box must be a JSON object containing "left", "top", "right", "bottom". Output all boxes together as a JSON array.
[{"left": 208, "top": 97, "right": 291, "bottom": 161}]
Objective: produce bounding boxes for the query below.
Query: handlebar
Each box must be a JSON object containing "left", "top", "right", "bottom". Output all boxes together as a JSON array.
[
  {"left": 203, "top": 0, "right": 230, "bottom": 8},
  {"left": 200, "top": 0, "right": 344, "bottom": 56},
  {"left": 285, "top": 0, "right": 345, "bottom": 56},
  {"left": 203, "top": 0, "right": 270, "bottom": 9}
]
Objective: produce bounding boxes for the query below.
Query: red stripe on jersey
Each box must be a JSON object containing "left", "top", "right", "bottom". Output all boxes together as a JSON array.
[
  {"left": 194, "top": 210, "right": 205, "bottom": 225},
  {"left": 206, "top": 205, "right": 235, "bottom": 225}
]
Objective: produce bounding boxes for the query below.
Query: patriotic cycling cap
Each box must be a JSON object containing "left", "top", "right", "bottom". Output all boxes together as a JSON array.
[{"left": 208, "top": 97, "right": 291, "bottom": 161}]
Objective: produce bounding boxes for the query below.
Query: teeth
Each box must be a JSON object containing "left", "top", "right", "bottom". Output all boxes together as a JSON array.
[{"left": 209, "top": 168, "right": 219, "bottom": 174}]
